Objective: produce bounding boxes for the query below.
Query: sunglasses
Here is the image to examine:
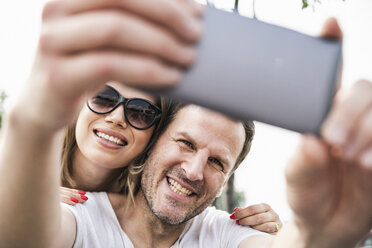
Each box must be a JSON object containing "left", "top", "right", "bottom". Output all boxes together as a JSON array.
[{"left": 87, "top": 85, "right": 162, "bottom": 130}]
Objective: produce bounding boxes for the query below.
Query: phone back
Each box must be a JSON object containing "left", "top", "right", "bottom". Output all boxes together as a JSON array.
[{"left": 156, "top": 6, "right": 342, "bottom": 134}]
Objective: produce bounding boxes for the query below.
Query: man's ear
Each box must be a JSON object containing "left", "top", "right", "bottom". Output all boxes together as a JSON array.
[{"left": 216, "top": 176, "right": 230, "bottom": 197}]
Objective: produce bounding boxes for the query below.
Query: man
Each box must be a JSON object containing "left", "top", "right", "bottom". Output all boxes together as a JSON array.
[{"left": 0, "top": 0, "right": 371, "bottom": 247}]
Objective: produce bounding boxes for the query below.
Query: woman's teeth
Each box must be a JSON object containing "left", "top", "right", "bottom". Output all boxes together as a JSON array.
[
  {"left": 168, "top": 178, "right": 192, "bottom": 196},
  {"left": 96, "top": 131, "right": 125, "bottom": 146}
]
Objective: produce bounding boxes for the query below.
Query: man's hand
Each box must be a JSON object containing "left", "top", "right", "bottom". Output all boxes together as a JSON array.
[
  {"left": 285, "top": 80, "right": 372, "bottom": 248},
  {"left": 282, "top": 17, "right": 372, "bottom": 248}
]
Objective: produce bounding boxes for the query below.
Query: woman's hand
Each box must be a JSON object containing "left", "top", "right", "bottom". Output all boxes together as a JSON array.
[
  {"left": 16, "top": 0, "right": 203, "bottom": 132},
  {"left": 230, "top": 203, "right": 283, "bottom": 234},
  {"left": 59, "top": 186, "right": 88, "bottom": 206},
  {"left": 0, "top": 1, "right": 202, "bottom": 246}
]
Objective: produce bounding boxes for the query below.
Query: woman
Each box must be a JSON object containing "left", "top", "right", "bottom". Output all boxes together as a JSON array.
[
  {"left": 59, "top": 81, "right": 171, "bottom": 204},
  {"left": 58, "top": 81, "right": 283, "bottom": 233}
]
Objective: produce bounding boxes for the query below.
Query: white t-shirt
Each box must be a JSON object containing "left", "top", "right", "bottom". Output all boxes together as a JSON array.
[{"left": 63, "top": 192, "right": 267, "bottom": 248}]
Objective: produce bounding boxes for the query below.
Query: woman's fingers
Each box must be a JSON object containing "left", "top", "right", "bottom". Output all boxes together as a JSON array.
[
  {"left": 31, "top": 0, "right": 203, "bottom": 125},
  {"left": 52, "top": 51, "right": 183, "bottom": 92},
  {"left": 42, "top": 0, "right": 203, "bottom": 42},
  {"left": 232, "top": 203, "right": 282, "bottom": 232},
  {"left": 234, "top": 203, "right": 271, "bottom": 219},
  {"left": 60, "top": 195, "right": 79, "bottom": 206},
  {"left": 237, "top": 211, "right": 278, "bottom": 226},
  {"left": 59, "top": 187, "right": 88, "bottom": 205},
  {"left": 41, "top": 10, "right": 197, "bottom": 67},
  {"left": 251, "top": 222, "right": 281, "bottom": 234}
]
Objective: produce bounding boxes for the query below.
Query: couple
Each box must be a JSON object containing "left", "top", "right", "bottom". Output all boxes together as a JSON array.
[
  {"left": 63, "top": 96, "right": 273, "bottom": 247},
  {"left": 0, "top": 0, "right": 371, "bottom": 247},
  {"left": 59, "top": 80, "right": 279, "bottom": 248}
]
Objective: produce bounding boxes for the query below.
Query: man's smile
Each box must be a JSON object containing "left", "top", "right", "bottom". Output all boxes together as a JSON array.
[{"left": 167, "top": 177, "right": 194, "bottom": 196}]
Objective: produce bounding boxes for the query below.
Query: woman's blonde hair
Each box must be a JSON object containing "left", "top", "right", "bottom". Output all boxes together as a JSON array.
[{"left": 60, "top": 96, "right": 175, "bottom": 206}]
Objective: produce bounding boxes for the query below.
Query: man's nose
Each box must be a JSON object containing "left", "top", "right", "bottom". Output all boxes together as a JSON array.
[
  {"left": 104, "top": 105, "right": 128, "bottom": 128},
  {"left": 181, "top": 151, "right": 207, "bottom": 181}
]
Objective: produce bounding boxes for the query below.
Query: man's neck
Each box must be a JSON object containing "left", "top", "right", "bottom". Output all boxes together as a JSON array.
[{"left": 109, "top": 192, "right": 189, "bottom": 248}]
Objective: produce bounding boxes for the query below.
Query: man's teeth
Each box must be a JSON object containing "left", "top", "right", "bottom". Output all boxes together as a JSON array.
[
  {"left": 168, "top": 178, "right": 192, "bottom": 196},
  {"left": 96, "top": 131, "right": 124, "bottom": 145}
]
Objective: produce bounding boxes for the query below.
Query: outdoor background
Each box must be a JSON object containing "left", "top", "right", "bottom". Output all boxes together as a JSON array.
[{"left": 0, "top": 0, "right": 371, "bottom": 222}]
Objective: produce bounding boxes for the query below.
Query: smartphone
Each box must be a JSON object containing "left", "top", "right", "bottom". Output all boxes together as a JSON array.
[{"left": 155, "top": 6, "right": 342, "bottom": 134}]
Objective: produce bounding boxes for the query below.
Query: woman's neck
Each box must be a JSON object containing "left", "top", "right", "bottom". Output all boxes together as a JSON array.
[{"left": 70, "top": 149, "right": 122, "bottom": 192}]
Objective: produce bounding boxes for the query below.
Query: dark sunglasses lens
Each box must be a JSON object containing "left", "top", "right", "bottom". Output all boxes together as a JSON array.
[
  {"left": 126, "top": 99, "right": 158, "bottom": 129},
  {"left": 88, "top": 87, "right": 119, "bottom": 113}
]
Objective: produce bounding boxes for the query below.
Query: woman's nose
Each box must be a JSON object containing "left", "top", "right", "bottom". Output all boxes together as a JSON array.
[{"left": 104, "top": 105, "right": 128, "bottom": 128}]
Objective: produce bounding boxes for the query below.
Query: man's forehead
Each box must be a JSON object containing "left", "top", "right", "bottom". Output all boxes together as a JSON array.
[
  {"left": 173, "top": 105, "right": 236, "bottom": 128},
  {"left": 173, "top": 105, "right": 229, "bottom": 130},
  {"left": 167, "top": 105, "right": 245, "bottom": 158}
]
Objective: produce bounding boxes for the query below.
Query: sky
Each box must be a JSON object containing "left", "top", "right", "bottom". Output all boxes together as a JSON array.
[{"left": 0, "top": 0, "right": 371, "bottom": 222}]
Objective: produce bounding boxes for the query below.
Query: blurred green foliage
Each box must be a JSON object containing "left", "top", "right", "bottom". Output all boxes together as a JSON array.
[
  {"left": 213, "top": 186, "right": 246, "bottom": 212},
  {"left": 302, "top": 0, "right": 345, "bottom": 9},
  {"left": 302, "top": 0, "right": 309, "bottom": 9}
]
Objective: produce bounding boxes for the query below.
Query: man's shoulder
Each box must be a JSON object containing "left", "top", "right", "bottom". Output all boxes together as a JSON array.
[
  {"left": 179, "top": 207, "right": 269, "bottom": 247},
  {"left": 86, "top": 191, "right": 109, "bottom": 202},
  {"left": 192, "top": 206, "right": 229, "bottom": 223}
]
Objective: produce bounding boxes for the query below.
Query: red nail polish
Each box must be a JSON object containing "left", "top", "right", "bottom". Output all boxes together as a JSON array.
[
  {"left": 236, "top": 220, "right": 240, "bottom": 225},
  {"left": 78, "top": 190, "right": 86, "bottom": 195},
  {"left": 230, "top": 213, "right": 235, "bottom": 219},
  {"left": 71, "top": 197, "right": 79, "bottom": 203},
  {"left": 80, "top": 195, "right": 88, "bottom": 201},
  {"left": 234, "top": 207, "right": 239, "bottom": 212}
]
